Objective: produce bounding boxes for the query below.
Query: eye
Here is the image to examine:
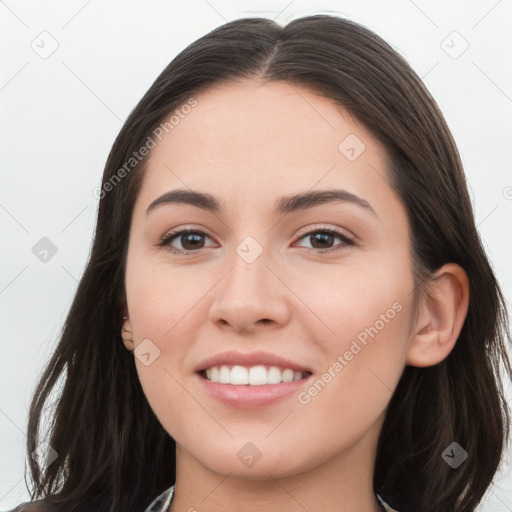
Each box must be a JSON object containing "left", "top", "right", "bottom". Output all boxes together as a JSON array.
[
  {"left": 294, "top": 226, "right": 355, "bottom": 253},
  {"left": 159, "top": 228, "right": 216, "bottom": 255}
]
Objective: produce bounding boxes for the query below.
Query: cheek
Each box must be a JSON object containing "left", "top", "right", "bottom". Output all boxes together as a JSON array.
[
  {"left": 298, "top": 254, "right": 412, "bottom": 346},
  {"left": 291, "top": 297, "right": 411, "bottom": 458},
  {"left": 125, "top": 253, "right": 206, "bottom": 340},
  {"left": 298, "top": 257, "right": 413, "bottom": 402},
  {"left": 126, "top": 260, "right": 202, "bottom": 435}
]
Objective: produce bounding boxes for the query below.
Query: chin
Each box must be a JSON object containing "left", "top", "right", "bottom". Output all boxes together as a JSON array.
[{"left": 185, "top": 442, "right": 315, "bottom": 480}]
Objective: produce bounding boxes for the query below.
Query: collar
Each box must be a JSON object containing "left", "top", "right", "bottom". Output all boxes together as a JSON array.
[{"left": 145, "top": 485, "right": 400, "bottom": 511}]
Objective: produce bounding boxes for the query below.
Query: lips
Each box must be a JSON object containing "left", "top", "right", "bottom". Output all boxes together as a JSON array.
[{"left": 195, "top": 349, "right": 313, "bottom": 375}]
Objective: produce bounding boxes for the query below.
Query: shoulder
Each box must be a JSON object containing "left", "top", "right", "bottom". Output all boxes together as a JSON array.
[
  {"left": 145, "top": 485, "right": 175, "bottom": 511},
  {"left": 376, "top": 494, "right": 401, "bottom": 512},
  {"left": 6, "top": 500, "right": 50, "bottom": 512}
]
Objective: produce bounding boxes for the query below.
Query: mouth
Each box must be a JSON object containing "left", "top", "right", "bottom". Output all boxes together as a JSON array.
[
  {"left": 194, "top": 350, "right": 313, "bottom": 408},
  {"left": 199, "top": 364, "right": 313, "bottom": 386}
]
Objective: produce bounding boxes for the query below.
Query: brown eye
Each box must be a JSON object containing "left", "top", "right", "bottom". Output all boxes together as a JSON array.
[
  {"left": 177, "top": 232, "right": 205, "bottom": 250},
  {"left": 160, "top": 229, "right": 215, "bottom": 255},
  {"left": 295, "top": 228, "right": 355, "bottom": 253}
]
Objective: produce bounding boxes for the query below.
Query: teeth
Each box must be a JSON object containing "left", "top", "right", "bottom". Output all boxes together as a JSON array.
[
  {"left": 231, "top": 365, "right": 248, "bottom": 385},
  {"left": 219, "top": 365, "right": 231, "bottom": 384},
  {"left": 203, "top": 365, "right": 305, "bottom": 385},
  {"left": 249, "top": 365, "right": 266, "bottom": 385}
]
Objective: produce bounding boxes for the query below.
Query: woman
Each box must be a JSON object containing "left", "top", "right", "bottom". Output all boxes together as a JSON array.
[{"left": 12, "top": 14, "right": 511, "bottom": 512}]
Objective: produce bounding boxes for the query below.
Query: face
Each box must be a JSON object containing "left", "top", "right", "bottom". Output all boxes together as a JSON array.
[{"left": 123, "top": 79, "right": 416, "bottom": 480}]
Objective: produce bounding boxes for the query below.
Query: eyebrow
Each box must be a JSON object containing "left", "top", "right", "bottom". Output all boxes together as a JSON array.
[{"left": 146, "top": 188, "right": 377, "bottom": 217}]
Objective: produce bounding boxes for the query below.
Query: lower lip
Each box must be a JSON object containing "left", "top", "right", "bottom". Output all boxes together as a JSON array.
[{"left": 196, "top": 373, "right": 312, "bottom": 409}]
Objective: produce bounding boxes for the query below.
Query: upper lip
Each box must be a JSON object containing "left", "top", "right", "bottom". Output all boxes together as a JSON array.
[{"left": 195, "top": 350, "right": 313, "bottom": 374}]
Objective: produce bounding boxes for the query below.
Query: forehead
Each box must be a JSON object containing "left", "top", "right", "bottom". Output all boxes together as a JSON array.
[
  {"left": 134, "top": 79, "right": 404, "bottom": 228},
  {"left": 147, "top": 79, "right": 385, "bottom": 169}
]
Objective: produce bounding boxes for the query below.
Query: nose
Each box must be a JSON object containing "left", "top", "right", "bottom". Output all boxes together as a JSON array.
[{"left": 207, "top": 244, "right": 291, "bottom": 334}]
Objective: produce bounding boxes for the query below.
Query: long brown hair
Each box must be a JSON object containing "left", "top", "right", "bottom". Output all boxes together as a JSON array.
[{"left": 17, "top": 14, "right": 511, "bottom": 512}]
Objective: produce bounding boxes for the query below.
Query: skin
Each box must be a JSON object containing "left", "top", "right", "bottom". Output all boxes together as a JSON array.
[{"left": 122, "top": 79, "right": 469, "bottom": 512}]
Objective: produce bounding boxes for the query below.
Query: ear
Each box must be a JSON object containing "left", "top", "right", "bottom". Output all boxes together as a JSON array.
[
  {"left": 121, "top": 314, "right": 134, "bottom": 353},
  {"left": 406, "top": 263, "right": 469, "bottom": 367}
]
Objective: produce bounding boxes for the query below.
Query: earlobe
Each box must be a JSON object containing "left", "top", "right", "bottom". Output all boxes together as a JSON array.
[
  {"left": 406, "top": 263, "right": 469, "bottom": 368},
  {"left": 121, "top": 315, "right": 134, "bottom": 352}
]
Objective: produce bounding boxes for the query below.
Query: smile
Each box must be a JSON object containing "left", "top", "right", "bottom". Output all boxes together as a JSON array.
[{"left": 201, "top": 364, "right": 311, "bottom": 385}]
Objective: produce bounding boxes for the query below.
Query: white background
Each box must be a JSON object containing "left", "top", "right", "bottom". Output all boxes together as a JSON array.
[{"left": 1, "top": 0, "right": 511, "bottom": 510}]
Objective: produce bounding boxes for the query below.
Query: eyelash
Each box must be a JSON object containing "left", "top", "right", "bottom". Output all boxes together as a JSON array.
[{"left": 158, "top": 226, "right": 355, "bottom": 256}]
